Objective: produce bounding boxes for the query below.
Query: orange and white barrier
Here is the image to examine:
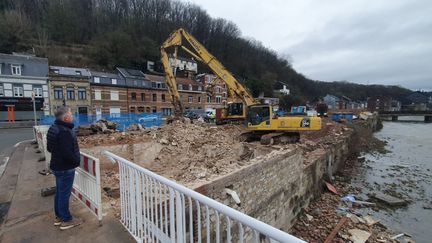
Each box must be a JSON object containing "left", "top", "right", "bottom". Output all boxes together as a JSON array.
[
  {"left": 33, "top": 125, "right": 50, "bottom": 170},
  {"left": 72, "top": 152, "right": 103, "bottom": 223}
]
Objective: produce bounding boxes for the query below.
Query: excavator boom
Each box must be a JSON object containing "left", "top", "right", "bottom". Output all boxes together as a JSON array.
[{"left": 160, "top": 28, "right": 257, "bottom": 118}]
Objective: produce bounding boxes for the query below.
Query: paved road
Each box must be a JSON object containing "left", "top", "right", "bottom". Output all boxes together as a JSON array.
[{"left": 0, "top": 128, "right": 34, "bottom": 177}]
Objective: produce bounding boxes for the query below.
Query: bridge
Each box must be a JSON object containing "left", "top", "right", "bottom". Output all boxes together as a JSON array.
[{"left": 379, "top": 110, "right": 432, "bottom": 122}]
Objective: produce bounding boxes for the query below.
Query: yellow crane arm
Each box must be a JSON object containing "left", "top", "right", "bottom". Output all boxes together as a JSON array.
[{"left": 160, "top": 28, "right": 257, "bottom": 117}]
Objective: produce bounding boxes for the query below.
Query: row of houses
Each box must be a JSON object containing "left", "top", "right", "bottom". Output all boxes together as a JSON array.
[
  {"left": 0, "top": 53, "right": 227, "bottom": 121},
  {"left": 322, "top": 93, "right": 432, "bottom": 112}
]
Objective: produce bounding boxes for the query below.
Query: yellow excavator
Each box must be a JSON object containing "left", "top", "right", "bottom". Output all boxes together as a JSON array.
[{"left": 160, "top": 28, "right": 321, "bottom": 144}]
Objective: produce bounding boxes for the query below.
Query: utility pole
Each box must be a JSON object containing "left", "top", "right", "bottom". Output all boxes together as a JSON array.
[{"left": 32, "top": 91, "right": 37, "bottom": 126}]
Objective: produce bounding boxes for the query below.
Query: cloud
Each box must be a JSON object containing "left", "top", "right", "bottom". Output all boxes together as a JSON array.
[{"left": 184, "top": 0, "right": 432, "bottom": 90}]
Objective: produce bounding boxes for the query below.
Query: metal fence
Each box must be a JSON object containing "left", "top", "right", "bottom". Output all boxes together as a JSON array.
[
  {"left": 103, "top": 151, "right": 306, "bottom": 243},
  {"left": 40, "top": 112, "right": 163, "bottom": 131}
]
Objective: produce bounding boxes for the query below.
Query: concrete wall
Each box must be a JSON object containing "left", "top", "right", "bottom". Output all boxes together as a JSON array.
[{"left": 193, "top": 130, "right": 355, "bottom": 232}]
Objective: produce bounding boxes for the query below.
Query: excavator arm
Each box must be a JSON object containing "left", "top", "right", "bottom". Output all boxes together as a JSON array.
[{"left": 160, "top": 28, "right": 257, "bottom": 117}]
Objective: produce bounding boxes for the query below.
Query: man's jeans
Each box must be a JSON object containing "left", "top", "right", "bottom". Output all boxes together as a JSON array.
[{"left": 52, "top": 169, "right": 75, "bottom": 222}]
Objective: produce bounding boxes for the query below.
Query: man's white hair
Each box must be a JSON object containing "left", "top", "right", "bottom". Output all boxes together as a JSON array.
[{"left": 55, "top": 106, "right": 71, "bottom": 120}]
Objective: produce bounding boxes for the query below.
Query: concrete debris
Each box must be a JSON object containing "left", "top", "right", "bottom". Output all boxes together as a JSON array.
[
  {"left": 372, "top": 192, "right": 408, "bottom": 206},
  {"left": 348, "top": 229, "right": 371, "bottom": 243},
  {"left": 77, "top": 119, "right": 117, "bottom": 136},
  {"left": 363, "top": 215, "right": 380, "bottom": 226}
]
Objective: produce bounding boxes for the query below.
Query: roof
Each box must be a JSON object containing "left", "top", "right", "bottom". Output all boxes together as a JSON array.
[
  {"left": 145, "top": 74, "right": 165, "bottom": 82},
  {"left": 116, "top": 67, "right": 146, "bottom": 79},
  {"left": 50, "top": 66, "right": 91, "bottom": 77},
  {"left": 90, "top": 70, "right": 122, "bottom": 79},
  {"left": 0, "top": 53, "right": 48, "bottom": 77}
]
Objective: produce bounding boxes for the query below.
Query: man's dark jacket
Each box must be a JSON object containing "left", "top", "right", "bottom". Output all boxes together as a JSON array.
[{"left": 47, "top": 120, "right": 80, "bottom": 171}]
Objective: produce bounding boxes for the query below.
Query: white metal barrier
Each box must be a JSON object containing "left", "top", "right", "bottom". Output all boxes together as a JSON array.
[
  {"left": 33, "top": 125, "right": 103, "bottom": 223},
  {"left": 103, "top": 151, "right": 306, "bottom": 243},
  {"left": 72, "top": 152, "right": 103, "bottom": 223}
]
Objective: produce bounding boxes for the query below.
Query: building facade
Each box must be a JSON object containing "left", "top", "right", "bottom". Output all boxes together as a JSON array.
[
  {"left": 196, "top": 73, "right": 227, "bottom": 109},
  {"left": 0, "top": 53, "right": 49, "bottom": 121},
  {"left": 89, "top": 71, "right": 128, "bottom": 117},
  {"left": 48, "top": 66, "right": 92, "bottom": 115}
]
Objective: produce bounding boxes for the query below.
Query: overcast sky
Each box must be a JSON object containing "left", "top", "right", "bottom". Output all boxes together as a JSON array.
[{"left": 184, "top": 0, "right": 432, "bottom": 90}]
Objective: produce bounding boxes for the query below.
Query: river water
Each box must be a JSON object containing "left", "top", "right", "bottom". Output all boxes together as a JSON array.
[{"left": 351, "top": 118, "right": 432, "bottom": 243}]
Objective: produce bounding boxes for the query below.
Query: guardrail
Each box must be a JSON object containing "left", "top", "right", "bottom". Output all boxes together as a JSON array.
[
  {"left": 103, "top": 151, "right": 306, "bottom": 243},
  {"left": 72, "top": 152, "right": 103, "bottom": 224}
]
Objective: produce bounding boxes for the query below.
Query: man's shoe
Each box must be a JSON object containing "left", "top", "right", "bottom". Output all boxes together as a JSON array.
[
  {"left": 54, "top": 217, "right": 62, "bottom": 226},
  {"left": 59, "top": 218, "right": 82, "bottom": 230}
]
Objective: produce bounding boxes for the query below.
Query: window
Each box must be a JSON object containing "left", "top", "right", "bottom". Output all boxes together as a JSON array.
[
  {"left": 54, "top": 87, "right": 63, "bottom": 100},
  {"left": 0, "top": 84, "right": 3, "bottom": 97},
  {"left": 162, "top": 83, "right": 166, "bottom": 89},
  {"left": 141, "top": 93, "right": 145, "bottom": 101},
  {"left": 152, "top": 94, "right": 157, "bottom": 102},
  {"left": 111, "top": 78, "right": 117, "bottom": 85},
  {"left": 134, "top": 80, "right": 138, "bottom": 86},
  {"left": 138, "top": 106, "right": 145, "bottom": 113},
  {"left": 162, "top": 108, "right": 172, "bottom": 116},
  {"left": 67, "top": 87, "right": 75, "bottom": 100},
  {"left": 13, "top": 86, "right": 23, "bottom": 97},
  {"left": 78, "top": 88, "right": 86, "bottom": 100},
  {"left": 94, "top": 90, "right": 101, "bottom": 100},
  {"left": 178, "top": 84, "right": 182, "bottom": 90},
  {"left": 188, "top": 96, "right": 193, "bottom": 103},
  {"left": 110, "top": 91, "right": 119, "bottom": 100},
  {"left": 131, "top": 92, "right": 137, "bottom": 101},
  {"left": 216, "top": 96, "right": 222, "bottom": 103},
  {"left": 198, "top": 86, "right": 202, "bottom": 91},
  {"left": 161, "top": 94, "right": 166, "bottom": 102},
  {"left": 130, "top": 106, "right": 136, "bottom": 113},
  {"left": 198, "top": 96, "right": 201, "bottom": 103},
  {"left": 11, "top": 64, "right": 21, "bottom": 75},
  {"left": 33, "top": 87, "right": 43, "bottom": 97},
  {"left": 152, "top": 107, "right": 157, "bottom": 113},
  {"left": 75, "top": 70, "right": 82, "bottom": 76},
  {"left": 157, "top": 82, "right": 161, "bottom": 89},
  {"left": 94, "top": 77, "right": 100, "bottom": 83},
  {"left": 53, "top": 69, "right": 59, "bottom": 74},
  {"left": 207, "top": 96, "right": 211, "bottom": 103},
  {"left": 152, "top": 82, "right": 156, "bottom": 88},
  {"left": 189, "top": 84, "right": 192, "bottom": 91}
]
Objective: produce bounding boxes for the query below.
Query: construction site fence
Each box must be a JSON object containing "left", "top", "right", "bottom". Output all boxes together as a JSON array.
[
  {"left": 40, "top": 112, "right": 163, "bottom": 131},
  {"left": 34, "top": 125, "right": 103, "bottom": 222},
  {"left": 103, "top": 151, "right": 306, "bottom": 243}
]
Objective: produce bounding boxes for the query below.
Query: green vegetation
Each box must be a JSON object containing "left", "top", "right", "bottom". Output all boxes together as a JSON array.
[{"left": 0, "top": 0, "right": 412, "bottom": 109}]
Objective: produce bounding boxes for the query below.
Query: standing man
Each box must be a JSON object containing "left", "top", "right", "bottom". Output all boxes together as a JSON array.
[{"left": 47, "top": 106, "right": 82, "bottom": 230}]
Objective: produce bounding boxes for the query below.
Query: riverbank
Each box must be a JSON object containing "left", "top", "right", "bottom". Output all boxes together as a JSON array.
[{"left": 290, "top": 120, "right": 432, "bottom": 242}]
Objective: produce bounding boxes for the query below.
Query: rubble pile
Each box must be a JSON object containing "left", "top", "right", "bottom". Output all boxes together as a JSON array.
[
  {"left": 291, "top": 178, "right": 404, "bottom": 243},
  {"left": 79, "top": 122, "right": 274, "bottom": 186},
  {"left": 76, "top": 119, "right": 117, "bottom": 136}
]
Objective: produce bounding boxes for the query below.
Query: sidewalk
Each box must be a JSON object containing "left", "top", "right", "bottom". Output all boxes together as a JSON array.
[{"left": 0, "top": 141, "right": 134, "bottom": 243}]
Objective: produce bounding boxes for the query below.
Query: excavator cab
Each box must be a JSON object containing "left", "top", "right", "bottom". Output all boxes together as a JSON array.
[{"left": 247, "top": 105, "right": 272, "bottom": 127}]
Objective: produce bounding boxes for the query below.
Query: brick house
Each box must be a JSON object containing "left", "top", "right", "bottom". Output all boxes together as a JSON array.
[
  {"left": 48, "top": 66, "right": 92, "bottom": 115},
  {"left": 89, "top": 71, "right": 127, "bottom": 117},
  {"left": 195, "top": 73, "right": 227, "bottom": 109},
  {"left": 177, "top": 77, "right": 206, "bottom": 111}
]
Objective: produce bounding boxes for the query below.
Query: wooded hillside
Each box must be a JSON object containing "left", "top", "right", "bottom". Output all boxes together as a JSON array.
[{"left": 0, "top": 0, "right": 412, "bottom": 107}]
